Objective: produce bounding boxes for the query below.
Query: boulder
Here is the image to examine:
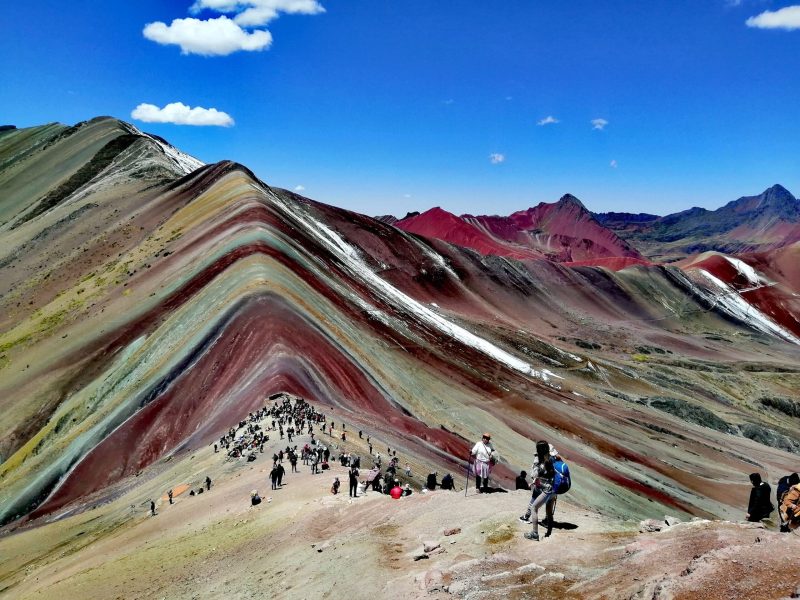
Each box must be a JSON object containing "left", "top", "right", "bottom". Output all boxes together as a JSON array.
[
  {"left": 639, "top": 519, "right": 664, "bottom": 533},
  {"left": 444, "top": 527, "right": 462, "bottom": 536},
  {"left": 423, "top": 540, "right": 441, "bottom": 553},
  {"left": 424, "top": 569, "right": 445, "bottom": 592},
  {"left": 664, "top": 515, "right": 682, "bottom": 527}
]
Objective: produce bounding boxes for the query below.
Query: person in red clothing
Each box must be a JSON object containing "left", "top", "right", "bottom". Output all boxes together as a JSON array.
[{"left": 390, "top": 480, "right": 403, "bottom": 499}]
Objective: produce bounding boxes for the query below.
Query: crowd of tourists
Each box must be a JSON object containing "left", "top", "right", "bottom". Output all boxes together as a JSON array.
[{"left": 148, "top": 393, "right": 800, "bottom": 543}]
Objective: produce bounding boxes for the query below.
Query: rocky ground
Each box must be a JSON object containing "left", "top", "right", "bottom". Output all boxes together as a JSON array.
[{"left": 2, "top": 417, "right": 798, "bottom": 600}]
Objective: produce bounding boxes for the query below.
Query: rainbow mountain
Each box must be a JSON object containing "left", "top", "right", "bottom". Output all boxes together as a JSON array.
[{"left": 1, "top": 117, "right": 799, "bottom": 529}]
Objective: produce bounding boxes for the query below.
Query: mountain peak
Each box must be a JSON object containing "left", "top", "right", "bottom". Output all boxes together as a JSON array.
[
  {"left": 761, "top": 183, "right": 795, "bottom": 204},
  {"left": 557, "top": 193, "right": 587, "bottom": 210}
]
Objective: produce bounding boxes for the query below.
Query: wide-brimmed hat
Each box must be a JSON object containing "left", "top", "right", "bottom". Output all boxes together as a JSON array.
[{"left": 482, "top": 432, "right": 491, "bottom": 439}]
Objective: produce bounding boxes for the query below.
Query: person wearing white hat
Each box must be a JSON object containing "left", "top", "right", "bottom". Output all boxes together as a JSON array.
[{"left": 470, "top": 433, "right": 497, "bottom": 493}]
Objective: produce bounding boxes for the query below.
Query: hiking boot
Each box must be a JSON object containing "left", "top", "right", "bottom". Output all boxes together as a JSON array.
[
  {"left": 518, "top": 515, "right": 530, "bottom": 523},
  {"left": 523, "top": 532, "right": 539, "bottom": 541}
]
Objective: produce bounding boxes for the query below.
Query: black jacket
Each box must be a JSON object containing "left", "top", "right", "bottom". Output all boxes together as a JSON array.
[{"left": 748, "top": 481, "right": 774, "bottom": 521}]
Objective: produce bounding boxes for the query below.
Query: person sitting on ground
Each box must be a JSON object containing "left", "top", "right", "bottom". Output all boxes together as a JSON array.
[
  {"left": 390, "top": 481, "right": 403, "bottom": 499},
  {"left": 440, "top": 473, "right": 454, "bottom": 490},
  {"left": 523, "top": 440, "right": 557, "bottom": 541},
  {"left": 426, "top": 471, "right": 438, "bottom": 491},
  {"left": 779, "top": 473, "right": 800, "bottom": 533},
  {"left": 331, "top": 477, "right": 341, "bottom": 495},
  {"left": 516, "top": 470, "right": 530, "bottom": 490},
  {"left": 402, "top": 484, "right": 413, "bottom": 497},
  {"left": 746, "top": 472, "right": 774, "bottom": 522},
  {"left": 251, "top": 490, "right": 262, "bottom": 506}
]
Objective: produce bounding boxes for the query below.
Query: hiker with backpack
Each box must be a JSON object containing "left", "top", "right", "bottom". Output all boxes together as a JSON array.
[
  {"left": 521, "top": 441, "right": 570, "bottom": 541},
  {"left": 779, "top": 473, "right": 800, "bottom": 533},
  {"left": 777, "top": 473, "right": 798, "bottom": 532}
]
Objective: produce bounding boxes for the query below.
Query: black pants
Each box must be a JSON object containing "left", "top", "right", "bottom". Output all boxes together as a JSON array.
[
  {"left": 349, "top": 481, "right": 358, "bottom": 497},
  {"left": 271, "top": 478, "right": 277, "bottom": 490},
  {"left": 475, "top": 476, "right": 488, "bottom": 491}
]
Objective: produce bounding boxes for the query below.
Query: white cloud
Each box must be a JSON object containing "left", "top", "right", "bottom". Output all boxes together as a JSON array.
[
  {"left": 131, "top": 102, "right": 235, "bottom": 127},
  {"left": 610, "top": 159, "right": 618, "bottom": 168},
  {"left": 537, "top": 115, "right": 559, "bottom": 126},
  {"left": 489, "top": 153, "right": 506, "bottom": 164},
  {"left": 746, "top": 6, "right": 800, "bottom": 30},
  {"left": 591, "top": 118, "right": 609, "bottom": 130},
  {"left": 294, "top": 185, "right": 305, "bottom": 191},
  {"left": 403, "top": 193, "right": 412, "bottom": 198},
  {"left": 191, "top": 0, "right": 325, "bottom": 26},
  {"left": 143, "top": 16, "right": 272, "bottom": 56}
]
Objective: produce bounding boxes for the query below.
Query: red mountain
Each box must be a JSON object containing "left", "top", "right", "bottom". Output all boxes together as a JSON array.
[{"left": 395, "top": 195, "right": 644, "bottom": 262}]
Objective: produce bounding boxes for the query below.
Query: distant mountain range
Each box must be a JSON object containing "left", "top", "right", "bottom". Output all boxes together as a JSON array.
[
  {"left": 383, "top": 184, "right": 800, "bottom": 263},
  {"left": 595, "top": 184, "right": 800, "bottom": 261}
]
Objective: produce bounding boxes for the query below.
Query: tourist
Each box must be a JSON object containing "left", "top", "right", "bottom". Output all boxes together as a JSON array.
[
  {"left": 779, "top": 473, "right": 800, "bottom": 532},
  {"left": 523, "top": 441, "right": 557, "bottom": 541},
  {"left": 470, "top": 433, "right": 497, "bottom": 493},
  {"left": 426, "top": 471, "right": 438, "bottom": 491},
  {"left": 348, "top": 465, "right": 359, "bottom": 498},
  {"left": 746, "top": 472, "right": 774, "bottom": 522},
  {"left": 390, "top": 480, "right": 403, "bottom": 499}
]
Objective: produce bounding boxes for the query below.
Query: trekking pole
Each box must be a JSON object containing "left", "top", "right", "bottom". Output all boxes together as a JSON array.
[{"left": 464, "top": 456, "right": 471, "bottom": 497}]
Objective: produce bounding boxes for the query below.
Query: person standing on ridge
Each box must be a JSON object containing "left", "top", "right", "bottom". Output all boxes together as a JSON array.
[
  {"left": 150, "top": 500, "right": 156, "bottom": 516},
  {"left": 276, "top": 462, "right": 285, "bottom": 487},
  {"left": 348, "top": 465, "right": 359, "bottom": 498},
  {"left": 746, "top": 473, "right": 774, "bottom": 522},
  {"left": 471, "top": 433, "right": 497, "bottom": 493},
  {"left": 168, "top": 489, "right": 174, "bottom": 504},
  {"left": 205, "top": 476, "right": 212, "bottom": 491},
  {"left": 523, "top": 441, "right": 556, "bottom": 541}
]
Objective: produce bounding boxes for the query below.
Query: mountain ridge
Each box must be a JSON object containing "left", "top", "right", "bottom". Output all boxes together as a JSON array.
[{"left": 384, "top": 184, "right": 799, "bottom": 263}]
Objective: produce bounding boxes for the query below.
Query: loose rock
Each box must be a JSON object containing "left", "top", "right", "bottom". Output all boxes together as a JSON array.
[{"left": 639, "top": 519, "right": 664, "bottom": 533}]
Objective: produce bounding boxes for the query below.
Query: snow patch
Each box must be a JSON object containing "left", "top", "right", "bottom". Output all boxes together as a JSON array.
[
  {"left": 723, "top": 256, "right": 769, "bottom": 287},
  {"left": 149, "top": 136, "right": 205, "bottom": 175},
  {"left": 697, "top": 269, "right": 800, "bottom": 345},
  {"left": 268, "top": 190, "right": 561, "bottom": 384}
]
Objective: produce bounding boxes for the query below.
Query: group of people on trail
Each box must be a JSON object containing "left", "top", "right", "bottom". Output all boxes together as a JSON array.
[
  {"left": 227, "top": 394, "right": 431, "bottom": 506},
  {"left": 469, "top": 432, "right": 571, "bottom": 541},
  {"left": 748, "top": 471, "right": 800, "bottom": 534}
]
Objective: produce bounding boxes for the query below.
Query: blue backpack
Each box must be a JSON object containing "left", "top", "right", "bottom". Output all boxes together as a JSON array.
[{"left": 552, "top": 459, "right": 571, "bottom": 494}]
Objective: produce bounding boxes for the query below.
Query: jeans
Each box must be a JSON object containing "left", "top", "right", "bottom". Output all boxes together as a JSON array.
[{"left": 525, "top": 488, "right": 556, "bottom": 536}]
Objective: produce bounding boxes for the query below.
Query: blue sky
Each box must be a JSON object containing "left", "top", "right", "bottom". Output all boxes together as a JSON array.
[{"left": 1, "top": 1, "right": 799, "bottom": 216}]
